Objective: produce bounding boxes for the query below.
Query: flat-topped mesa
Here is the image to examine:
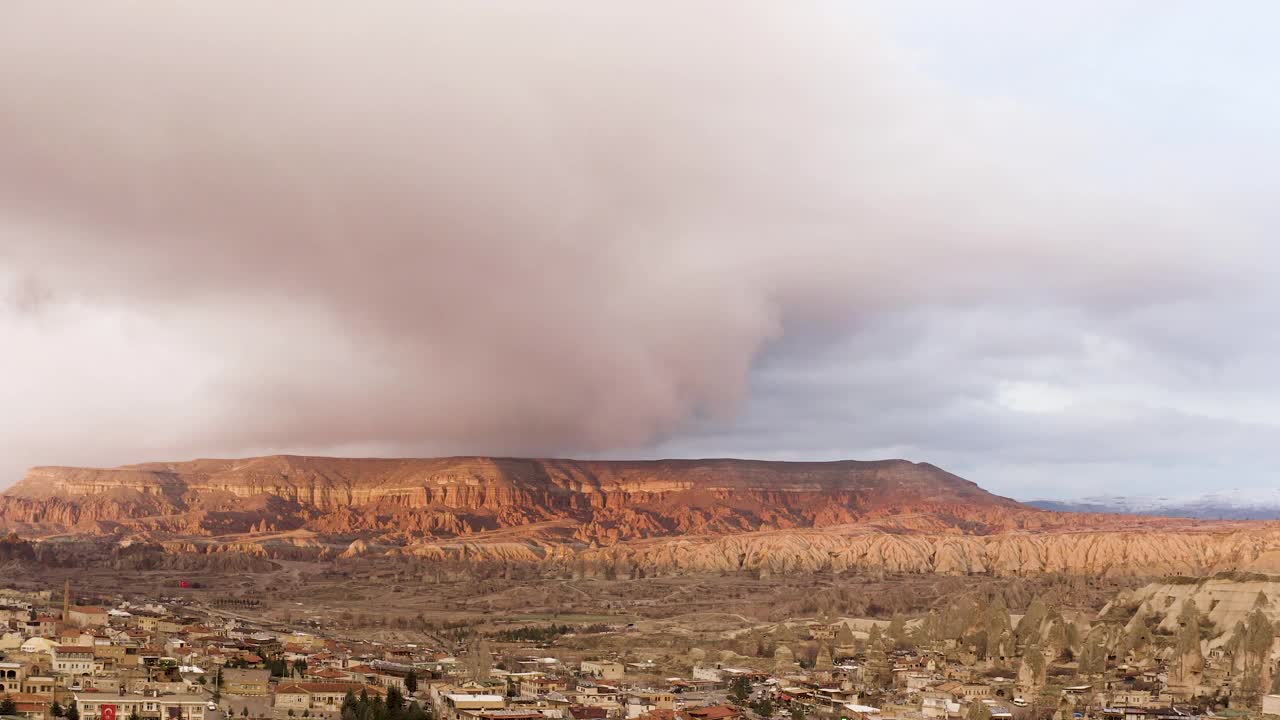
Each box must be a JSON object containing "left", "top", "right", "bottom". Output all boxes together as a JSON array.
[{"left": 0, "top": 454, "right": 1029, "bottom": 538}]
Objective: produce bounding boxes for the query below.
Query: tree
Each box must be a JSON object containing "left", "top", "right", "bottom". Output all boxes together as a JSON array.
[
  {"left": 404, "top": 671, "right": 419, "bottom": 695},
  {"left": 404, "top": 703, "right": 429, "bottom": 720},
  {"left": 789, "top": 705, "right": 805, "bottom": 720},
  {"left": 887, "top": 614, "right": 908, "bottom": 649},
  {"left": 729, "top": 676, "right": 751, "bottom": 705},
  {"left": 0, "top": 696, "right": 17, "bottom": 716},
  {"left": 386, "top": 687, "right": 404, "bottom": 719},
  {"left": 50, "top": 701, "right": 65, "bottom": 718},
  {"left": 213, "top": 669, "right": 223, "bottom": 703},
  {"left": 66, "top": 706, "right": 80, "bottom": 720},
  {"left": 129, "top": 710, "right": 143, "bottom": 720},
  {"left": 1172, "top": 599, "right": 1204, "bottom": 685},
  {"left": 241, "top": 709, "right": 249, "bottom": 718}
]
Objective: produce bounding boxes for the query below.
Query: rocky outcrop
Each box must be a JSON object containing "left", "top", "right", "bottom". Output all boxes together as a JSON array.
[
  {"left": 2, "top": 455, "right": 1043, "bottom": 540},
  {"left": 382, "top": 523, "right": 1280, "bottom": 578},
  {"left": 7, "top": 454, "right": 1280, "bottom": 580},
  {"left": 1105, "top": 574, "right": 1280, "bottom": 647}
]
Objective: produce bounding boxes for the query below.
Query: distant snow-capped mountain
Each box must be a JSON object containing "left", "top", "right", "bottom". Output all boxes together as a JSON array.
[{"left": 1027, "top": 488, "right": 1280, "bottom": 520}]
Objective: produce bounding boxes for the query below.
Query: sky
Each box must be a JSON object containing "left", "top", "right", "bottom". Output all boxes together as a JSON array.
[{"left": 1, "top": 2, "right": 1277, "bottom": 499}]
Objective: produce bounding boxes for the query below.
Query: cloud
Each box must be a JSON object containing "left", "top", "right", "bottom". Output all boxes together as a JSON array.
[{"left": 0, "top": 2, "right": 1271, "bottom": 488}]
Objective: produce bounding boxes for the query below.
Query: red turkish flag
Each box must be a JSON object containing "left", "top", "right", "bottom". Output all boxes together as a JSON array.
[{"left": 101, "top": 705, "right": 118, "bottom": 720}]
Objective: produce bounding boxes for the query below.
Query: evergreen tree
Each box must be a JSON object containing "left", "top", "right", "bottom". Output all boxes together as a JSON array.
[
  {"left": 404, "top": 672, "right": 419, "bottom": 695},
  {"left": 0, "top": 696, "right": 16, "bottom": 716},
  {"left": 866, "top": 624, "right": 883, "bottom": 649},
  {"left": 729, "top": 676, "right": 751, "bottom": 705},
  {"left": 386, "top": 687, "right": 404, "bottom": 720},
  {"left": 50, "top": 701, "right": 64, "bottom": 718},
  {"left": 404, "top": 702, "right": 429, "bottom": 720},
  {"left": 887, "top": 614, "right": 908, "bottom": 649},
  {"left": 66, "top": 706, "right": 80, "bottom": 720}
]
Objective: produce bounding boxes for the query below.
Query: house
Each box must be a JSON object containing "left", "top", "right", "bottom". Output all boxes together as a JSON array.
[
  {"left": 23, "top": 616, "right": 60, "bottom": 639},
  {"left": 275, "top": 682, "right": 385, "bottom": 713},
  {"left": 958, "top": 684, "right": 992, "bottom": 701},
  {"left": 814, "top": 688, "right": 859, "bottom": 710},
  {"left": 0, "top": 661, "right": 28, "bottom": 693},
  {"left": 904, "top": 674, "right": 933, "bottom": 693},
  {"left": 220, "top": 668, "right": 271, "bottom": 696},
  {"left": 59, "top": 630, "right": 95, "bottom": 647},
  {"left": 624, "top": 691, "right": 674, "bottom": 718},
  {"left": 474, "top": 714, "right": 544, "bottom": 720},
  {"left": 67, "top": 607, "right": 110, "bottom": 629},
  {"left": 1110, "top": 690, "right": 1155, "bottom": 708},
  {"left": 841, "top": 704, "right": 881, "bottom": 720},
  {"left": 684, "top": 706, "right": 740, "bottom": 720},
  {"left": 53, "top": 646, "right": 96, "bottom": 676},
  {"left": 579, "top": 662, "right": 623, "bottom": 681},
  {"left": 439, "top": 694, "right": 508, "bottom": 720},
  {"left": 21, "top": 638, "right": 57, "bottom": 654},
  {"left": 570, "top": 685, "right": 620, "bottom": 712},
  {"left": 23, "top": 676, "right": 56, "bottom": 696},
  {"left": 74, "top": 693, "right": 208, "bottom": 720},
  {"left": 920, "top": 691, "right": 959, "bottom": 719},
  {"left": 5, "top": 692, "right": 53, "bottom": 720},
  {"left": 94, "top": 646, "right": 137, "bottom": 670}
]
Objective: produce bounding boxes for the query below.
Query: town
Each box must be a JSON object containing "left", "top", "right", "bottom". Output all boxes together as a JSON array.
[{"left": 0, "top": 577, "right": 1278, "bottom": 720}]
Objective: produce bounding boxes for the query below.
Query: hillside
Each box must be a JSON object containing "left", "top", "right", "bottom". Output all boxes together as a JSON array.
[
  {"left": 4, "top": 454, "right": 1280, "bottom": 579},
  {"left": 0, "top": 455, "right": 1031, "bottom": 539}
]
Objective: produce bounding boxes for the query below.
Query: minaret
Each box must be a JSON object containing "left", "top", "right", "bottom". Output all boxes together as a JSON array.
[{"left": 63, "top": 579, "right": 71, "bottom": 620}]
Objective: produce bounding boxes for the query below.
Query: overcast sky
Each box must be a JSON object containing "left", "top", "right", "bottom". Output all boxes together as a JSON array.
[{"left": 1, "top": 2, "right": 1277, "bottom": 499}]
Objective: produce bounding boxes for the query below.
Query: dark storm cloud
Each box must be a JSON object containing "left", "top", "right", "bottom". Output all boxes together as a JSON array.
[{"left": 0, "top": 1, "right": 1272, "bottom": 489}]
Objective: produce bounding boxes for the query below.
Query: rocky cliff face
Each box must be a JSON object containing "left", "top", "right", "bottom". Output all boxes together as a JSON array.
[
  {"left": 4, "top": 454, "right": 1277, "bottom": 579},
  {"left": 1, "top": 455, "right": 1035, "bottom": 539}
]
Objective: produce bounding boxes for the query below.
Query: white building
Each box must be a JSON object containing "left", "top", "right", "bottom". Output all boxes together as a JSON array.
[{"left": 74, "top": 693, "right": 207, "bottom": 720}]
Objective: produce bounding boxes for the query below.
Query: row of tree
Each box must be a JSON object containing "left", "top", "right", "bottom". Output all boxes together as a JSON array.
[{"left": 340, "top": 688, "right": 431, "bottom": 720}]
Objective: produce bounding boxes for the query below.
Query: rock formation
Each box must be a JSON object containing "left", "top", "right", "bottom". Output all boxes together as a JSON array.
[
  {"left": 5, "top": 454, "right": 1280, "bottom": 579},
  {"left": 0, "top": 455, "right": 1033, "bottom": 538}
]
